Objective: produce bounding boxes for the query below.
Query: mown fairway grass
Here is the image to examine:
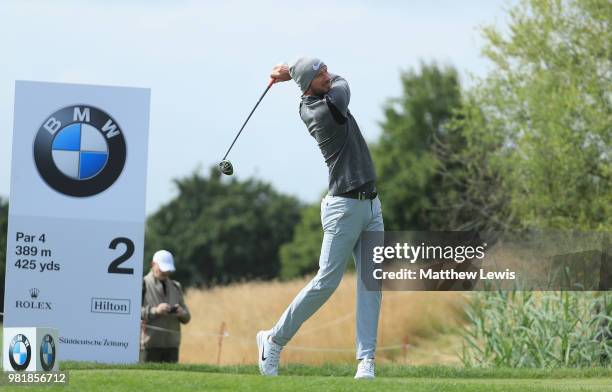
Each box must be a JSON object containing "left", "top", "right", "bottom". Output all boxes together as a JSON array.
[{"left": 10, "top": 362, "right": 611, "bottom": 392}]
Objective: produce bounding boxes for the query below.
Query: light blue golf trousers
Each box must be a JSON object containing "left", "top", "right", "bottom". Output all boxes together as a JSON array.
[{"left": 271, "top": 195, "right": 384, "bottom": 359}]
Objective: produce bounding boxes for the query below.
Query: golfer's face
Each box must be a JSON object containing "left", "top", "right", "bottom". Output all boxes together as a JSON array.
[{"left": 311, "top": 66, "right": 331, "bottom": 95}]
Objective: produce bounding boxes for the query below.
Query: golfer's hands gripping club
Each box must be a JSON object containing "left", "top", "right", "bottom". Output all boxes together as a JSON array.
[{"left": 270, "top": 63, "right": 291, "bottom": 83}]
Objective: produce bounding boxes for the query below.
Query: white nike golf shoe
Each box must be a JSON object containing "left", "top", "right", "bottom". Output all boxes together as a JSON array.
[
  {"left": 256, "top": 330, "right": 282, "bottom": 376},
  {"left": 354, "top": 358, "right": 375, "bottom": 379}
]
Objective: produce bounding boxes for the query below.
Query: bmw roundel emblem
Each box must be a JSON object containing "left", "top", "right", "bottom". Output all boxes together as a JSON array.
[
  {"left": 33, "top": 105, "right": 126, "bottom": 197},
  {"left": 8, "top": 334, "right": 31, "bottom": 371},
  {"left": 40, "top": 334, "right": 56, "bottom": 371}
]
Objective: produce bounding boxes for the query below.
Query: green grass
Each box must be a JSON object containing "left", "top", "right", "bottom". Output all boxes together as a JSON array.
[
  {"left": 462, "top": 291, "right": 611, "bottom": 368},
  {"left": 7, "top": 363, "right": 610, "bottom": 392}
]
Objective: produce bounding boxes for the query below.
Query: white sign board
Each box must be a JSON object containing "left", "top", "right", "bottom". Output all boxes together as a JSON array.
[{"left": 3, "top": 81, "right": 150, "bottom": 363}]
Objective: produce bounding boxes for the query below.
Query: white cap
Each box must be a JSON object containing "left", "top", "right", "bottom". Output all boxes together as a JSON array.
[{"left": 153, "top": 250, "right": 175, "bottom": 272}]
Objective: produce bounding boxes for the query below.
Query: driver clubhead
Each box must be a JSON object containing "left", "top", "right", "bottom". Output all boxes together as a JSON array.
[{"left": 219, "top": 160, "right": 234, "bottom": 176}]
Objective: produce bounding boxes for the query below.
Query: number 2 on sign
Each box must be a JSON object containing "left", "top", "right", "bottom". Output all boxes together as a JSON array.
[{"left": 108, "top": 237, "right": 135, "bottom": 275}]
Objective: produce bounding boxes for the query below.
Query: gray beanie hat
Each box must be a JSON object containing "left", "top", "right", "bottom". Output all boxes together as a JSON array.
[{"left": 289, "top": 57, "right": 325, "bottom": 93}]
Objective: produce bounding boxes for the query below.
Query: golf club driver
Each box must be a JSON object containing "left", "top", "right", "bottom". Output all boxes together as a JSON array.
[{"left": 219, "top": 78, "right": 276, "bottom": 175}]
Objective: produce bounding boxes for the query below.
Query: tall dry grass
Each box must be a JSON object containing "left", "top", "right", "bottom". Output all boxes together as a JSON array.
[{"left": 179, "top": 274, "right": 468, "bottom": 365}]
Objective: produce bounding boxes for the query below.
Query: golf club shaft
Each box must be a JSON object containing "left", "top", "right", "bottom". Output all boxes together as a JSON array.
[{"left": 221, "top": 78, "right": 276, "bottom": 161}]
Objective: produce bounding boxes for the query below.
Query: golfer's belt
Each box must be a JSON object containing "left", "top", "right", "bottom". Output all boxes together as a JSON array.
[{"left": 337, "top": 190, "right": 378, "bottom": 200}]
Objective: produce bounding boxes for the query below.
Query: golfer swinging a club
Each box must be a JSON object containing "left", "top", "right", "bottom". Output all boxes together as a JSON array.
[{"left": 257, "top": 57, "right": 383, "bottom": 379}]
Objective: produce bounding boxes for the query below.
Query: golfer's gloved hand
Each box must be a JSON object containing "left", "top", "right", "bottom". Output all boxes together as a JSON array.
[{"left": 270, "top": 64, "right": 291, "bottom": 82}]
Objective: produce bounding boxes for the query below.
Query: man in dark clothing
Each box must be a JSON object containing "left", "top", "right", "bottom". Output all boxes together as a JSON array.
[
  {"left": 256, "top": 57, "right": 383, "bottom": 379},
  {"left": 141, "top": 250, "right": 191, "bottom": 363}
]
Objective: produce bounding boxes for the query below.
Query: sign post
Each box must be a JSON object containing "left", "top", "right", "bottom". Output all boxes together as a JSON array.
[{"left": 3, "top": 81, "right": 150, "bottom": 364}]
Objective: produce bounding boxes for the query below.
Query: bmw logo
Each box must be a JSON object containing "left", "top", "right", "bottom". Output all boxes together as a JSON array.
[
  {"left": 40, "top": 334, "right": 56, "bottom": 371},
  {"left": 33, "top": 105, "right": 127, "bottom": 197},
  {"left": 8, "top": 334, "right": 31, "bottom": 371}
]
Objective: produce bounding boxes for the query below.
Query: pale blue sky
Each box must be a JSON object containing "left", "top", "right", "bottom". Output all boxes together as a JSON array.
[{"left": 0, "top": 0, "right": 515, "bottom": 213}]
